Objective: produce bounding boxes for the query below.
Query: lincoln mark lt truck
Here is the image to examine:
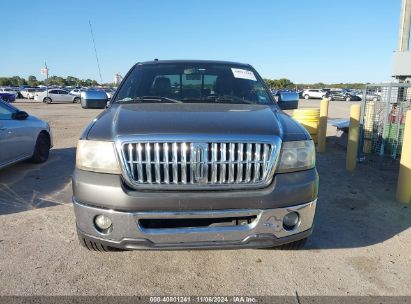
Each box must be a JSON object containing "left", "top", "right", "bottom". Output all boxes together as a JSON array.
[{"left": 72, "top": 60, "right": 318, "bottom": 251}]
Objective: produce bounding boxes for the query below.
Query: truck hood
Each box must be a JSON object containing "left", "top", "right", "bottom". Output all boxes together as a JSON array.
[{"left": 85, "top": 103, "right": 308, "bottom": 141}]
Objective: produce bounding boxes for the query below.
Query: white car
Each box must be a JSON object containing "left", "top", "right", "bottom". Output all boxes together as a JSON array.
[
  {"left": 302, "top": 89, "right": 327, "bottom": 100},
  {"left": 34, "top": 89, "right": 81, "bottom": 104},
  {"left": 20, "top": 88, "right": 37, "bottom": 99},
  {"left": 69, "top": 89, "right": 82, "bottom": 97}
]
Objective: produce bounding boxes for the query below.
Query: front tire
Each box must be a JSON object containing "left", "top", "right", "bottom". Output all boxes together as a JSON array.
[
  {"left": 346, "top": 97, "right": 351, "bottom": 102},
  {"left": 73, "top": 97, "right": 81, "bottom": 103},
  {"left": 304, "top": 95, "right": 310, "bottom": 100},
  {"left": 30, "top": 132, "right": 50, "bottom": 163},
  {"left": 43, "top": 97, "right": 52, "bottom": 104}
]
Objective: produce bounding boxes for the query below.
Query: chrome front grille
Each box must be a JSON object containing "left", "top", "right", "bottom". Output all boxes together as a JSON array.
[{"left": 118, "top": 139, "right": 280, "bottom": 190}]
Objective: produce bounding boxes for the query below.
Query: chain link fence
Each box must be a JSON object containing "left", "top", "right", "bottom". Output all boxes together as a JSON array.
[{"left": 359, "top": 83, "right": 411, "bottom": 169}]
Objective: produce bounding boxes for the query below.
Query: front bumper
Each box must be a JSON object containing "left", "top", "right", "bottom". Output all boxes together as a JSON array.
[
  {"left": 74, "top": 199, "right": 316, "bottom": 250},
  {"left": 72, "top": 168, "right": 318, "bottom": 211}
]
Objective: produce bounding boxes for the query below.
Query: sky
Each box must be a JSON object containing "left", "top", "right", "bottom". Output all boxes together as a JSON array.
[{"left": 0, "top": 0, "right": 403, "bottom": 84}]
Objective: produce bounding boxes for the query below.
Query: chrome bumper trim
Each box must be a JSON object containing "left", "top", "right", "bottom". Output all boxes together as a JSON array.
[{"left": 73, "top": 199, "right": 317, "bottom": 249}]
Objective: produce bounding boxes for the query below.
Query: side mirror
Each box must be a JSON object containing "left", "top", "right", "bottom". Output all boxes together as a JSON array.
[
  {"left": 276, "top": 91, "right": 299, "bottom": 110},
  {"left": 12, "top": 111, "right": 29, "bottom": 120},
  {"left": 80, "top": 90, "right": 108, "bottom": 109}
]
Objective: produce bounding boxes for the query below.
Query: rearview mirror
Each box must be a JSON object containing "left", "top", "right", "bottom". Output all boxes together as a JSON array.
[
  {"left": 80, "top": 90, "right": 108, "bottom": 109},
  {"left": 12, "top": 111, "right": 29, "bottom": 120}
]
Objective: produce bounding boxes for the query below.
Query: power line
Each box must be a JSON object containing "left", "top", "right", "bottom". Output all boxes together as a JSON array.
[{"left": 89, "top": 20, "right": 103, "bottom": 84}]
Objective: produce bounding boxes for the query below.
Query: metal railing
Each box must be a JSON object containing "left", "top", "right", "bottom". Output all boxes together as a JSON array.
[{"left": 359, "top": 83, "right": 411, "bottom": 169}]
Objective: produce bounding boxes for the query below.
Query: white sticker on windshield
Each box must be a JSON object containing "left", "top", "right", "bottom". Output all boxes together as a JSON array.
[{"left": 231, "top": 68, "right": 257, "bottom": 81}]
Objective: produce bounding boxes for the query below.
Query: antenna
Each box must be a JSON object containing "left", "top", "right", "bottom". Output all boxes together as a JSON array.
[{"left": 89, "top": 20, "right": 103, "bottom": 85}]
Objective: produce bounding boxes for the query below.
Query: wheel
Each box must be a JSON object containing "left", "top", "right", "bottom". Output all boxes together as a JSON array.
[
  {"left": 276, "top": 237, "right": 307, "bottom": 250},
  {"left": 77, "top": 231, "right": 114, "bottom": 252},
  {"left": 372, "top": 97, "right": 378, "bottom": 102},
  {"left": 73, "top": 97, "right": 81, "bottom": 103},
  {"left": 43, "top": 97, "right": 52, "bottom": 104},
  {"left": 30, "top": 132, "right": 50, "bottom": 163},
  {"left": 304, "top": 95, "right": 309, "bottom": 100},
  {"left": 346, "top": 97, "right": 351, "bottom": 102}
]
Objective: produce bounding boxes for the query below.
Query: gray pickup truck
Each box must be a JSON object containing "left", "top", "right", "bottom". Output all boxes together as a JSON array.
[{"left": 72, "top": 60, "right": 318, "bottom": 251}]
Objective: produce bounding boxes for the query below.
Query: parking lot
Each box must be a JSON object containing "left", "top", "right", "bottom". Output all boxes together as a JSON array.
[{"left": 0, "top": 99, "right": 410, "bottom": 296}]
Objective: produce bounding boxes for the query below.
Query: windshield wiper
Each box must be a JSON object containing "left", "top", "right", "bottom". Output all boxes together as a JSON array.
[
  {"left": 116, "top": 96, "right": 182, "bottom": 103},
  {"left": 208, "top": 95, "right": 253, "bottom": 104},
  {"left": 181, "top": 95, "right": 253, "bottom": 104}
]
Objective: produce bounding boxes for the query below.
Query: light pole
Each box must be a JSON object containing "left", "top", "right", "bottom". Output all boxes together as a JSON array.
[{"left": 41, "top": 62, "right": 49, "bottom": 97}]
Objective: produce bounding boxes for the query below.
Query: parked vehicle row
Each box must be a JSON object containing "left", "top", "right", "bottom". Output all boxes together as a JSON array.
[
  {"left": 0, "top": 86, "right": 117, "bottom": 101},
  {"left": 329, "top": 90, "right": 361, "bottom": 101},
  {"left": 300, "top": 88, "right": 363, "bottom": 101}
]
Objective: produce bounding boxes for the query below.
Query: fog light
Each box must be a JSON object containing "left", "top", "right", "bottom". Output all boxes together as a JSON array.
[
  {"left": 283, "top": 212, "right": 300, "bottom": 230},
  {"left": 94, "top": 215, "right": 112, "bottom": 231}
]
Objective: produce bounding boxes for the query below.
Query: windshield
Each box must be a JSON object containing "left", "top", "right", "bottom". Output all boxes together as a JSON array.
[{"left": 114, "top": 63, "right": 274, "bottom": 105}]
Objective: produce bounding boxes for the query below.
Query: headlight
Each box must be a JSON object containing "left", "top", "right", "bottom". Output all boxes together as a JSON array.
[
  {"left": 277, "top": 140, "right": 315, "bottom": 172},
  {"left": 76, "top": 140, "right": 121, "bottom": 174}
]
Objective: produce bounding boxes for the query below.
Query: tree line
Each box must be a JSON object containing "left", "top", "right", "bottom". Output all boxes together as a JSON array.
[
  {"left": 263, "top": 78, "right": 367, "bottom": 90},
  {"left": 0, "top": 75, "right": 107, "bottom": 87},
  {"left": 0, "top": 75, "right": 367, "bottom": 90}
]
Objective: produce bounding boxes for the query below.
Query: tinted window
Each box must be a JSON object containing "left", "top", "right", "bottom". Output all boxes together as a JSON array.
[
  {"left": 114, "top": 63, "right": 273, "bottom": 105},
  {"left": 49, "top": 90, "right": 58, "bottom": 94}
]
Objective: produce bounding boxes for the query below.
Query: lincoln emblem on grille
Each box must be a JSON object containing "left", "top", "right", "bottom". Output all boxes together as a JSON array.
[{"left": 192, "top": 143, "right": 208, "bottom": 183}]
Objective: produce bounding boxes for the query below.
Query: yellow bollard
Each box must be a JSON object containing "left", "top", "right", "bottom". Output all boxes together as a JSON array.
[
  {"left": 292, "top": 108, "right": 320, "bottom": 143},
  {"left": 317, "top": 98, "right": 329, "bottom": 153},
  {"left": 396, "top": 110, "right": 411, "bottom": 203},
  {"left": 346, "top": 104, "right": 361, "bottom": 171}
]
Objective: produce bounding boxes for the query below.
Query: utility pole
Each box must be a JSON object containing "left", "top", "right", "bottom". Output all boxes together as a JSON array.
[
  {"left": 89, "top": 20, "right": 103, "bottom": 85},
  {"left": 393, "top": 0, "right": 411, "bottom": 82},
  {"left": 399, "top": 0, "right": 411, "bottom": 52}
]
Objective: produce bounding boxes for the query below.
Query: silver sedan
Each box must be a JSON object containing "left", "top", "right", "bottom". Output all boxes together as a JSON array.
[
  {"left": 0, "top": 101, "right": 53, "bottom": 169},
  {"left": 34, "top": 89, "right": 80, "bottom": 104}
]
